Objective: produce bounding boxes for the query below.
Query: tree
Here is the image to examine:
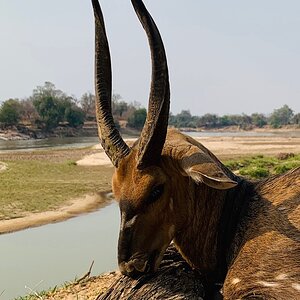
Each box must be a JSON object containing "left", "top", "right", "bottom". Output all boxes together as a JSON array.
[
  {"left": 197, "top": 113, "right": 219, "bottom": 128},
  {"left": 19, "top": 99, "right": 39, "bottom": 125},
  {"left": 269, "top": 104, "right": 294, "bottom": 128},
  {"left": 169, "top": 110, "right": 195, "bottom": 128},
  {"left": 111, "top": 94, "right": 129, "bottom": 118},
  {"left": 33, "top": 96, "right": 63, "bottom": 130},
  {"left": 127, "top": 108, "right": 147, "bottom": 129},
  {"left": 219, "top": 115, "right": 234, "bottom": 127},
  {"left": 251, "top": 113, "right": 267, "bottom": 128},
  {"left": 31, "top": 82, "right": 80, "bottom": 130},
  {"left": 80, "top": 92, "right": 95, "bottom": 121},
  {"left": 112, "top": 93, "right": 122, "bottom": 115},
  {"left": 0, "top": 99, "right": 21, "bottom": 126},
  {"left": 65, "top": 105, "right": 85, "bottom": 127},
  {"left": 32, "top": 81, "right": 65, "bottom": 100},
  {"left": 114, "top": 101, "right": 128, "bottom": 118},
  {"left": 122, "top": 101, "right": 141, "bottom": 121},
  {"left": 292, "top": 113, "right": 300, "bottom": 125}
]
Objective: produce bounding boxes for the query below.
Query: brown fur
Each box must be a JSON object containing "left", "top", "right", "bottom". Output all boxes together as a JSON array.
[
  {"left": 113, "top": 128, "right": 300, "bottom": 299},
  {"left": 223, "top": 169, "right": 300, "bottom": 299}
]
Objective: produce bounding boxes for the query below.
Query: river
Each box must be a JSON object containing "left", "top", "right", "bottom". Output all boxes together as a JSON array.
[
  {"left": 1, "top": 130, "right": 298, "bottom": 152},
  {"left": 0, "top": 202, "right": 119, "bottom": 300},
  {"left": 0, "top": 136, "right": 100, "bottom": 152}
]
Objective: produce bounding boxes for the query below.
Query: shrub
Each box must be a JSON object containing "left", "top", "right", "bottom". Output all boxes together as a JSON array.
[
  {"left": 0, "top": 99, "right": 21, "bottom": 126},
  {"left": 240, "top": 166, "right": 270, "bottom": 179},
  {"left": 127, "top": 108, "right": 147, "bottom": 130}
]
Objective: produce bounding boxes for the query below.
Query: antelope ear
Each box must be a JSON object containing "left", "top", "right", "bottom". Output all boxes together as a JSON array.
[{"left": 181, "top": 150, "right": 237, "bottom": 190}]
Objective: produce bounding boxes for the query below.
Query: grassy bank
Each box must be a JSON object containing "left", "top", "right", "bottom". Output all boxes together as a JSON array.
[
  {"left": 0, "top": 149, "right": 113, "bottom": 220},
  {"left": 225, "top": 153, "right": 300, "bottom": 179}
]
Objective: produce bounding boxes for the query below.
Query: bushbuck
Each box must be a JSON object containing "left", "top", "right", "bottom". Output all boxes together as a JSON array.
[{"left": 91, "top": 0, "right": 300, "bottom": 299}]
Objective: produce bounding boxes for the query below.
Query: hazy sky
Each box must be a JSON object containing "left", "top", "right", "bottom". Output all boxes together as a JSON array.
[{"left": 1, "top": 0, "right": 300, "bottom": 115}]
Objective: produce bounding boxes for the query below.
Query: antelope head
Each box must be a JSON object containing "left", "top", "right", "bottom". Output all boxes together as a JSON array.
[
  {"left": 91, "top": 0, "right": 171, "bottom": 276},
  {"left": 91, "top": 0, "right": 236, "bottom": 277}
]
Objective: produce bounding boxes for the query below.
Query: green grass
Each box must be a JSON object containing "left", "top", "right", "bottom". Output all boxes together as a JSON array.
[
  {"left": 14, "top": 290, "right": 52, "bottom": 300},
  {"left": 224, "top": 153, "right": 300, "bottom": 179},
  {"left": 0, "top": 154, "right": 113, "bottom": 220},
  {"left": 13, "top": 274, "right": 87, "bottom": 300},
  {"left": 14, "top": 284, "right": 61, "bottom": 300}
]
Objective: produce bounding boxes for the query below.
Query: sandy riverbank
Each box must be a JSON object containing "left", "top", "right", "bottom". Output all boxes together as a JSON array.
[
  {"left": 77, "top": 135, "right": 300, "bottom": 165},
  {"left": 0, "top": 193, "right": 113, "bottom": 235}
]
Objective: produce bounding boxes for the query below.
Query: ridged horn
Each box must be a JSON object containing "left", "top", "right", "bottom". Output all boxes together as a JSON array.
[
  {"left": 131, "top": 0, "right": 170, "bottom": 169},
  {"left": 91, "top": 0, "right": 130, "bottom": 167}
]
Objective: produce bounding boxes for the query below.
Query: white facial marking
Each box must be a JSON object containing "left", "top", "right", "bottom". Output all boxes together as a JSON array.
[
  {"left": 275, "top": 273, "right": 288, "bottom": 280},
  {"left": 231, "top": 278, "right": 241, "bottom": 285},
  {"left": 292, "top": 283, "right": 300, "bottom": 291},
  {"left": 257, "top": 281, "right": 279, "bottom": 288},
  {"left": 120, "top": 211, "right": 126, "bottom": 232},
  {"left": 125, "top": 215, "right": 138, "bottom": 228}
]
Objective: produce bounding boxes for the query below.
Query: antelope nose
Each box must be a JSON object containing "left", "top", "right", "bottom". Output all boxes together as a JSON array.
[{"left": 119, "top": 259, "right": 148, "bottom": 278}]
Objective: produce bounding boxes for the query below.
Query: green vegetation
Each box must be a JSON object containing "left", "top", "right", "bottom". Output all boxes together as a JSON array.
[
  {"left": 14, "top": 289, "right": 54, "bottom": 300},
  {"left": 224, "top": 153, "right": 300, "bottom": 179},
  {"left": 0, "top": 99, "right": 21, "bottom": 126},
  {"left": 169, "top": 105, "right": 299, "bottom": 129},
  {"left": 0, "top": 82, "right": 145, "bottom": 132},
  {"left": 0, "top": 149, "right": 113, "bottom": 220},
  {"left": 268, "top": 104, "right": 294, "bottom": 128},
  {"left": 32, "top": 82, "right": 84, "bottom": 130},
  {"left": 127, "top": 108, "right": 147, "bottom": 129}
]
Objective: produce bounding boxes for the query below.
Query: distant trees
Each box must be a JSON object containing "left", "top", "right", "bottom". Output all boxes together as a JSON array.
[
  {"left": 80, "top": 93, "right": 95, "bottom": 121},
  {"left": 0, "top": 82, "right": 85, "bottom": 131},
  {"left": 65, "top": 105, "right": 85, "bottom": 128},
  {"left": 251, "top": 113, "right": 267, "bottom": 128},
  {"left": 169, "top": 105, "right": 298, "bottom": 129},
  {"left": 292, "top": 113, "right": 300, "bottom": 125},
  {"left": 197, "top": 114, "right": 219, "bottom": 128},
  {"left": 0, "top": 82, "right": 147, "bottom": 132},
  {"left": 0, "top": 83, "right": 299, "bottom": 132},
  {"left": 0, "top": 99, "right": 21, "bottom": 126},
  {"left": 269, "top": 104, "right": 294, "bottom": 128},
  {"left": 31, "top": 82, "right": 84, "bottom": 130},
  {"left": 127, "top": 108, "right": 147, "bottom": 129},
  {"left": 19, "top": 99, "right": 39, "bottom": 124}
]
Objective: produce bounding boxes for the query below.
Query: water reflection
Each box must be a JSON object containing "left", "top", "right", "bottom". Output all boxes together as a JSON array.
[
  {"left": 0, "top": 136, "right": 100, "bottom": 152},
  {"left": 0, "top": 203, "right": 120, "bottom": 300}
]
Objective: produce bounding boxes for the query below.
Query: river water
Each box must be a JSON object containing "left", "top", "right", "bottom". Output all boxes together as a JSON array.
[
  {"left": 1, "top": 130, "right": 299, "bottom": 152},
  {"left": 0, "top": 203, "right": 120, "bottom": 300},
  {"left": 0, "top": 136, "right": 100, "bottom": 152}
]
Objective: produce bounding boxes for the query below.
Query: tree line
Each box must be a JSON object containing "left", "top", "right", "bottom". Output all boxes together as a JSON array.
[
  {"left": 169, "top": 105, "right": 300, "bottom": 129},
  {"left": 0, "top": 81, "right": 299, "bottom": 131},
  {"left": 0, "top": 82, "right": 147, "bottom": 131}
]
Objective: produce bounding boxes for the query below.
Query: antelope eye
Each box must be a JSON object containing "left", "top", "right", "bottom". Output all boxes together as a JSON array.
[{"left": 147, "top": 184, "right": 164, "bottom": 205}]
